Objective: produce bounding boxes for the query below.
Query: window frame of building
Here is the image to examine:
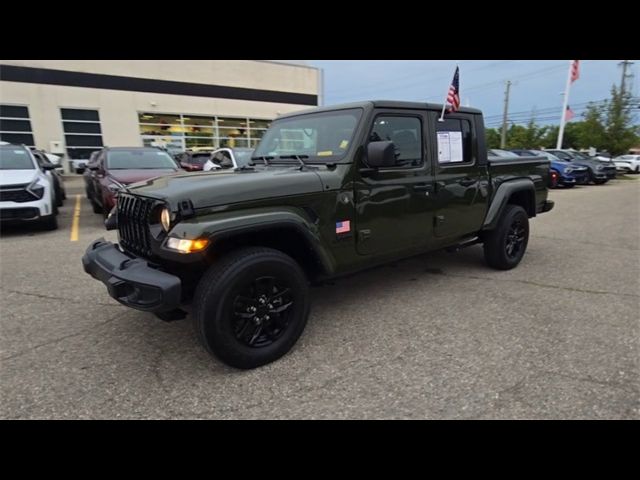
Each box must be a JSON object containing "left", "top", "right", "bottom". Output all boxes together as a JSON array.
[
  {"left": 60, "top": 107, "right": 104, "bottom": 160},
  {"left": 0, "top": 104, "right": 35, "bottom": 146},
  {"left": 138, "top": 112, "right": 271, "bottom": 151}
]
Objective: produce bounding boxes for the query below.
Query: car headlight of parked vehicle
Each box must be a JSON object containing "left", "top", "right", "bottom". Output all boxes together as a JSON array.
[
  {"left": 565, "top": 167, "right": 573, "bottom": 173},
  {"left": 107, "top": 180, "right": 125, "bottom": 193},
  {"left": 596, "top": 165, "right": 604, "bottom": 170},
  {"left": 26, "top": 177, "right": 47, "bottom": 199},
  {"left": 160, "top": 207, "right": 171, "bottom": 232}
]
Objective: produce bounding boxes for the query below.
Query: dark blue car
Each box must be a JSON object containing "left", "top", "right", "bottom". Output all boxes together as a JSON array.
[{"left": 511, "top": 149, "right": 589, "bottom": 188}]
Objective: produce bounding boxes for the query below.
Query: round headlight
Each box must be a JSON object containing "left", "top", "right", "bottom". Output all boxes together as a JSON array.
[{"left": 160, "top": 207, "right": 171, "bottom": 231}]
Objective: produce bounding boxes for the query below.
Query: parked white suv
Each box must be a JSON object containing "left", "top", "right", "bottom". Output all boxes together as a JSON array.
[
  {"left": 613, "top": 155, "right": 640, "bottom": 174},
  {"left": 0, "top": 143, "right": 59, "bottom": 230}
]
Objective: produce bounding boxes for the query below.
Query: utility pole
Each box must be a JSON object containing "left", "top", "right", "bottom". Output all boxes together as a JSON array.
[
  {"left": 500, "top": 80, "right": 512, "bottom": 149},
  {"left": 619, "top": 60, "right": 634, "bottom": 96}
]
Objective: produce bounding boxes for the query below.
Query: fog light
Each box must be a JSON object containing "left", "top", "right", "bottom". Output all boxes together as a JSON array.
[{"left": 166, "top": 237, "right": 209, "bottom": 253}]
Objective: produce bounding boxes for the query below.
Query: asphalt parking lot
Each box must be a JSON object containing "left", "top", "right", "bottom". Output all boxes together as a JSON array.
[{"left": 1, "top": 176, "right": 638, "bottom": 419}]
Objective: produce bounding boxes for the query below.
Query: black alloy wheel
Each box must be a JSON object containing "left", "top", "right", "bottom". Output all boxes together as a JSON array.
[
  {"left": 194, "top": 247, "right": 310, "bottom": 369},
  {"left": 230, "top": 276, "right": 294, "bottom": 348}
]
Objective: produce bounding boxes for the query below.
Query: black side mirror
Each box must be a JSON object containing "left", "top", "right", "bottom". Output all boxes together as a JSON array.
[
  {"left": 89, "top": 165, "right": 100, "bottom": 171},
  {"left": 42, "top": 163, "right": 57, "bottom": 170},
  {"left": 366, "top": 141, "right": 397, "bottom": 168}
]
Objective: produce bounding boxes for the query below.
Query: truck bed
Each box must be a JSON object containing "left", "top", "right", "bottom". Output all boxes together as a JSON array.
[{"left": 487, "top": 155, "right": 551, "bottom": 212}]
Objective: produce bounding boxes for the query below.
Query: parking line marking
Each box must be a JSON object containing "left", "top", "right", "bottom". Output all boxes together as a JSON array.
[{"left": 70, "top": 194, "right": 81, "bottom": 241}]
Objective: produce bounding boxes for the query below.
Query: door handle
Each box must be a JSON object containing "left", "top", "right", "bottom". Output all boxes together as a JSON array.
[
  {"left": 458, "top": 178, "right": 477, "bottom": 187},
  {"left": 413, "top": 184, "right": 434, "bottom": 192}
]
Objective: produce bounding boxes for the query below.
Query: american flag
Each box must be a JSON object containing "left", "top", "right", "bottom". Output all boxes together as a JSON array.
[
  {"left": 335, "top": 220, "right": 351, "bottom": 234},
  {"left": 565, "top": 105, "right": 575, "bottom": 121},
  {"left": 570, "top": 60, "right": 580, "bottom": 83},
  {"left": 446, "top": 66, "right": 461, "bottom": 112}
]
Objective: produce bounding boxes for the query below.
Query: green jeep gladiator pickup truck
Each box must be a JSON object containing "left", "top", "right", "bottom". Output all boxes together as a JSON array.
[{"left": 82, "top": 101, "right": 554, "bottom": 369}]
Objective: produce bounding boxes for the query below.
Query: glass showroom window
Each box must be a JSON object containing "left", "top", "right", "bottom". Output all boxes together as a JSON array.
[
  {"left": 139, "top": 113, "right": 273, "bottom": 151},
  {"left": 0, "top": 104, "right": 35, "bottom": 146},
  {"left": 60, "top": 108, "right": 104, "bottom": 159}
]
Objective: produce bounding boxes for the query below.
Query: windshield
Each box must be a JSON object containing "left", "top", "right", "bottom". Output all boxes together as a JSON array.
[
  {"left": 107, "top": 150, "right": 178, "bottom": 170},
  {"left": 234, "top": 149, "right": 253, "bottom": 167},
  {"left": 253, "top": 108, "right": 362, "bottom": 162},
  {"left": 532, "top": 150, "right": 562, "bottom": 162},
  {"left": 571, "top": 151, "right": 591, "bottom": 160},
  {"left": 188, "top": 154, "right": 211, "bottom": 165},
  {"left": 0, "top": 146, "right": 35, "bottom": 170}
]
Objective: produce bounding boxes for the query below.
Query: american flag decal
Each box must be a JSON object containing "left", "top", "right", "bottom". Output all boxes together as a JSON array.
[{"left": 336, "top": 220, "right": 351, "bottom": 234}]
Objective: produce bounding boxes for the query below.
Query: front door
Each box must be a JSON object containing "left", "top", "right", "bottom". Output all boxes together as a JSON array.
[
  {"left": 355, "top": 111, "right": 435, "bottom": 255},
  {"left": 430, "top": 113, "right": 488, "bottom": 239}
]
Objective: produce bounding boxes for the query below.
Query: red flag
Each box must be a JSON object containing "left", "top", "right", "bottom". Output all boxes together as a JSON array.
[
  {"left": 565, "top": 105, "right": 575, "bottom": 121},
  {"left": 570, "top": 60, "right": 580, "bottom": 83}
]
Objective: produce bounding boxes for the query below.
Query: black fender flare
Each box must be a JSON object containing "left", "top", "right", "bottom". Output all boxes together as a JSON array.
[
  {"left": 482, "top": 179, "right": 536, "bottom": 230},
  {"left": 173, "top": 209, "right": 335, "bottom": 275}
]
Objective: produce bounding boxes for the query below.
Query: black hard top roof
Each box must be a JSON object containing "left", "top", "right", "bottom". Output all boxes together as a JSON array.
[{"left": 278, "top": 100, "right": 482, "bottom": 119}]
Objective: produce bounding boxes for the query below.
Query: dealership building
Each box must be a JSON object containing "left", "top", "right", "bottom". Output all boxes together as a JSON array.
[{"left": 0, "top": 60, "right": 321, "bottom": 170}]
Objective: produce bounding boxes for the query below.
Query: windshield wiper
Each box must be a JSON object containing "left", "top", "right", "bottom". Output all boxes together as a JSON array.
[
  {"left": 251, "top": 155, "right": 274, "bottom": 166},
  {"left": 277, "top": 154, "right": 309, "bottom": 170}
]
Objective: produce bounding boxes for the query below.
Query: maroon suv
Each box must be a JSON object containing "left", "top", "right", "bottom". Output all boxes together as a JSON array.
[{"left": 88, "top": 147, "right": 180, "bottom": 218}]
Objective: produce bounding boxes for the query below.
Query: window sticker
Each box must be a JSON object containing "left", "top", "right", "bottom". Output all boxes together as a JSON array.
[
  {"left": 339, "top": 140, "right": 349, "bottom": 149},
  {"left": 317, "top": 151, "right": 333, "bottom": 156},
  {"left": 437, "top": 131, "right": 464, "bottom": 163},
  {"left": 13, "top": 150, "right": 26, "bottom": 154}
]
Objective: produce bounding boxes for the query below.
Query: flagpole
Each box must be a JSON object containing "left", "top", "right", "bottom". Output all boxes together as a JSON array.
[
  {"left": 438, "top": 92, "right": 449, "bottom": 122},
  {"left": 556, "top": 60, "right": 574, "bottom": 149},
  {"left": 439, "top": 64, "right": 458, "bottom": 122}
]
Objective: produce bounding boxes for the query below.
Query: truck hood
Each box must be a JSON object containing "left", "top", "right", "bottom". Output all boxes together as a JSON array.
[
  {"left": 108, "top": 169, "right": 179, "bottom": 185},
  {"left": 126, "top": 165, "right": 324, "bottom": 209},
  {"left": 0, "top": 169, "right": 38, "bottom": 187}
]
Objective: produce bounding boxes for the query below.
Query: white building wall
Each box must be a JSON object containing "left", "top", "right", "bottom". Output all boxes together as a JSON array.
[{"left": 0, "top": 60, "right": 320, "bottom": 156}]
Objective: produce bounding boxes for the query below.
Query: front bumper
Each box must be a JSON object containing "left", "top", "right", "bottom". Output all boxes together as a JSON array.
[
  {"left": 0, "top": 195, "right": 53, "bottom": 222},
  {"left": 561, "top": 171, "right": 589, "bottom": 185},
  {"left": 82, "top": 238, "right": 182, "bottom": 312}
]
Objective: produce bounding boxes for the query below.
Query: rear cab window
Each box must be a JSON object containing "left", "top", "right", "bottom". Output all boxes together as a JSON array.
[{"left": 435, "top": 117, "right": 475, "bottom": 165}]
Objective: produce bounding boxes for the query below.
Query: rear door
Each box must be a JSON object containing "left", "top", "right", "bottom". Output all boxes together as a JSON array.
[
  {"left": 355, "top": 109, "right": 436, "bottom": 255},
  {"left": 429, "top": 112, "right": 489, "bottom": 239}
]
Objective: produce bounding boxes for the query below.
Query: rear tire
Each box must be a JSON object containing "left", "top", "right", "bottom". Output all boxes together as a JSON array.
[
  {"left": 91, "top": 198, "right": 102, "bottom": 214},
  {"left": 483, "top": 204, "right": 529, "bottom": 270},
  {"left": 193, "top": 247, "right": 310, "bottom": 369},
  {"left": 563, "top": 183, "right": 575, "bottom": 189},
  {"left": 594, "top": 179, "right": 607, "bottom": 185}
]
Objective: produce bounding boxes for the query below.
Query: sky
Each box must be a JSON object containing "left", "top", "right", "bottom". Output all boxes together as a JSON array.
[{"left": 308, "top": 60, "right": 639, "bottom": 128}]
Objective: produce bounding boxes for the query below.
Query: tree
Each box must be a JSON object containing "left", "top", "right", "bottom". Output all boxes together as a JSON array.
[
  {"left": 601, "top": 85, "right": 639, "bottom": 156},
  {"left": 575, "top": 102, "right": 607, "bottom": 149},
  {"left": 512, "top": 119, "right": 548, "bottom": 149},
  {"left": 485, "top": 128, "right": 501, "bottom": 149}
]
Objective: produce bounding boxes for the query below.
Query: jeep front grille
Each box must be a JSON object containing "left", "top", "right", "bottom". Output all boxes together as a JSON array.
[{"left": 117, "top": 194, "right": 155, "bottom": 257}]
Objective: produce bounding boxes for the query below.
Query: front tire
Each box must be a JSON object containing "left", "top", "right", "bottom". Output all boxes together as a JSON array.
[
  {"left": 40, "top": 213, "right": 58, "bottom": 231},
  {"left": 193, "top": 247, "right": 310, "bottom": 369},
  {"left": 483, "top": 204, "right": 529, "bottom": 270}
]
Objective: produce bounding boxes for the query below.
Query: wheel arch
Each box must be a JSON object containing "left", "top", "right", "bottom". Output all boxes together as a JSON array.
[
  {"left": 482, "top": 179, "right": 536, "bottom": 230},
  {"left": 181, "top": 210, "right": 335, "bottom": 281}
]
